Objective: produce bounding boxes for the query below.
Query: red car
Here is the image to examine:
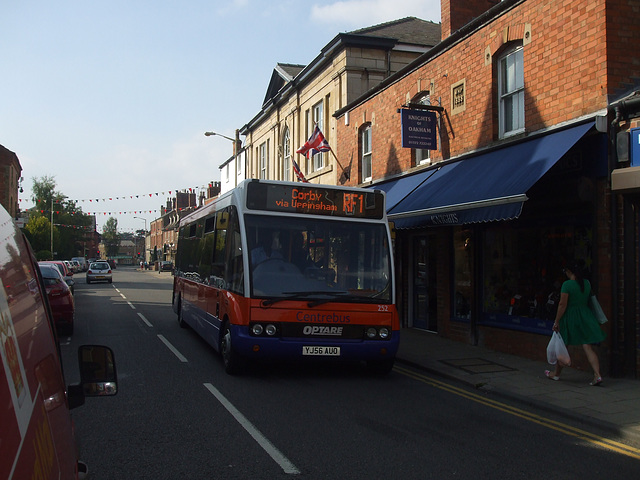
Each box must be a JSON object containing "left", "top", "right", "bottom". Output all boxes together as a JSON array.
[
  {"left": 38, "top": 262, "right": 75, "bottom": 335},
  {"left": 39, "top": 259, "right": 75, "bottom": 293}
]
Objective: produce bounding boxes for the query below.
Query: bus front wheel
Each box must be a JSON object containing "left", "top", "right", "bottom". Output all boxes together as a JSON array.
[{"left": 221, "top": 325, "right": 243, "bottom": 375}]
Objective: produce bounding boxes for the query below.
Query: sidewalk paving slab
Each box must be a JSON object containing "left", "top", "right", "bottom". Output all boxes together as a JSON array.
[{"left": 396, "top": 327, "right": 640, "bottom": 447}]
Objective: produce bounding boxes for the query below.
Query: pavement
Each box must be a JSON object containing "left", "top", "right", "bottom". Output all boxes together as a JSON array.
[{"left": 396, "top": 327, "right": 640, "bottom": 447}]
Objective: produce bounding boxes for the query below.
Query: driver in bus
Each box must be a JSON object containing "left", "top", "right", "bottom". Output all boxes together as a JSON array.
[
  {"left": 289, "top": 231, "right": 315, "bottom": 273},
  {"left": 251, "top": 230, "right": 283, "bottom": 266}
]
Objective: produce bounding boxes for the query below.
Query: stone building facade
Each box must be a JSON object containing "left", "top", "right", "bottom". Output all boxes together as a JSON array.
[{"left": 239, "top": 17, "right": 441, "bottom": 187}]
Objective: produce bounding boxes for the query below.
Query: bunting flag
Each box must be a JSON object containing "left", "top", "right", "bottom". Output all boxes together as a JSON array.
[
  {"left": 296, "top": 124, "right": 331, "bottom": 159},
  {"left": 291, "top": 159, "right": 308, "bottom": 183}
]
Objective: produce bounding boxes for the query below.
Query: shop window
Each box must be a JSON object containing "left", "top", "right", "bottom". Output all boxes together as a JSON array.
[
  {"left": 453, "top": 228, "right": 474, "bottom": 320},
  {"left": 482, "top": 225, "right": 593, "bottom": 324},
  {"left": 360, "top": 123, "right": 372, "bottom": 182},
  {"left": 498, "top": 45, "right": 524, "bottom": 138}
]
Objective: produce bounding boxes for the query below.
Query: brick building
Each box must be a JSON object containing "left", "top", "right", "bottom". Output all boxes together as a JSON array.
[
  {"left": 0, "top": 145, "right": 22, "bottom": 219},
  {"left": 332, "top": 0, "right": 640, "bottom": 377}
]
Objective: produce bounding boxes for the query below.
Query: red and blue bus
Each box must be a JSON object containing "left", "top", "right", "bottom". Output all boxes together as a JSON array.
[{"left": 172, "top": 179, "right": 398, "bottom": 374}]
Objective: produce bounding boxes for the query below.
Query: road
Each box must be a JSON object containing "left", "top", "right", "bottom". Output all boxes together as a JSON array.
[{"left": 60, "top": 267, "right": 640, "bottom": 479}]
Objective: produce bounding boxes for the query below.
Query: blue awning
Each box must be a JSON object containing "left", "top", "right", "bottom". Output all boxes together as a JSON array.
[
  {"left": 373, "top": 168, "right": 438, "bottom": 211},
  {"left": 387, "top": 123, "right": 593, "bottom": 229}
]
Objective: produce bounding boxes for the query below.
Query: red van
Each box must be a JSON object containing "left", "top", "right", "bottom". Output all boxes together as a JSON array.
[{"left": 0, "top": 203, "right": 117, "bottom": 479}]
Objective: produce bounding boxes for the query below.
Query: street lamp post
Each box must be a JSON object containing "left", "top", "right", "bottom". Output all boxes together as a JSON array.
[
  {"left": 133, "top": 216, "right": 147, "bottom": 232},
  {"left": 133, "top": 217, "right": 147, "bottom": 263},
  {"left": 204, "top": 131, "right": 236, "bottom": 142},
  {"left": 205, "top": 130, "right": 241, "bottom": 187}
]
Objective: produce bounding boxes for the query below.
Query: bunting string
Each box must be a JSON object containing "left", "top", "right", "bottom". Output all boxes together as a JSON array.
[{"left": 18, "top": 184, "right": 214, "bottom": 217}]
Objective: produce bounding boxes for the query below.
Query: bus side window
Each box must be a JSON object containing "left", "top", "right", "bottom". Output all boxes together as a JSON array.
[
  {"left": 211, "top": 209, "right": 228, "bottom": 288},
  {"left": 225, "top": 206, "right": 244, "bottom": 294}
]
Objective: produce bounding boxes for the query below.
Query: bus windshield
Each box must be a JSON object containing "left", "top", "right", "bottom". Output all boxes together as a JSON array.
[{"left": 246, "top": 214, "right": 391, "bottom": 303}]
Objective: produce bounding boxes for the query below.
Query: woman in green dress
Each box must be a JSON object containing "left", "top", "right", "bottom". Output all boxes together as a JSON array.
[{"left": 545, "top": 262, "right": 606, "bottom": 385}]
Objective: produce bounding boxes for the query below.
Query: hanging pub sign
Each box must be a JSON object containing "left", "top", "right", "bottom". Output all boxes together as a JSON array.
[{"left": 401, "top": 108, "right": 437, "bottom": 150}]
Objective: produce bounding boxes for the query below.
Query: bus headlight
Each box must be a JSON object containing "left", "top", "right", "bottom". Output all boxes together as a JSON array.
[
  {"left": 378, "top": 328, "right": 390, "bottom": 339},
  {"left": 265, "top": 324, "right": 277, "bottom": 336},
  {"left": 251, "top": 324, "right": 264, "bottom": 336},
  {"left": 366, "top": 327, "right": 378, "bottom": 339}
]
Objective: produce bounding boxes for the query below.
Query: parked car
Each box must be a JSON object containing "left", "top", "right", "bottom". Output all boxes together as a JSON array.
[
  {"left": 0, "top": 200, "right": 117, "bottom": 479},
  {"left": 160, "top": 260, "right": 173, "bottom": 271},
  {"left": 87, "top": 261, "right": 113, "bottom": 284},
  {"left": 38, "top": 263, "right": 75, "bottom": 335},
  {"left": 72, "top": 256, "right": 88, "bottom": 271},
  {"left": 39, "top": 260, "right": 75, "bottom": 294}
]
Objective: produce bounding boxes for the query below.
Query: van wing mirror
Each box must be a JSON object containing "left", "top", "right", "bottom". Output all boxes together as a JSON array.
[{"left": 78, "top": 345, "right": 117, "bottom": 397}]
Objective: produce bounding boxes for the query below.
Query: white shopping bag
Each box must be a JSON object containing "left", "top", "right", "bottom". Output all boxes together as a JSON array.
[{"left": 547, "top": 332, "right": 571, "bottom": 366}]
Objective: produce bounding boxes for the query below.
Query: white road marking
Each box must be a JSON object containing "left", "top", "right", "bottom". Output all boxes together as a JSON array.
[
  {"left": 157, "top": 334, "right": 188, "bottom": 362},
  {"left": 138, "top": 313, "right": 153, "bottom": 327},
  {"left": 203, "top": 383, "right": 300, "bottom": 475}
]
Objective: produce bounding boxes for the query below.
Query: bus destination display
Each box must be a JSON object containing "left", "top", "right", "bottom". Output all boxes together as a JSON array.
[{"left": 246, "top": 182, "right": 385, "bottom": 219}]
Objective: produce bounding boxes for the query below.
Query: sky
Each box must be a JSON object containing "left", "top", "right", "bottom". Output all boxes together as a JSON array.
[{"left": 1, "top": 0, "right": 440, "bottom": 233}]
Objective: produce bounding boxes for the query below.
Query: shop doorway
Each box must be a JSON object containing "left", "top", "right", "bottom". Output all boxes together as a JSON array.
[{"left": 412, "top": 235, "right": 438, "bottom": 332}]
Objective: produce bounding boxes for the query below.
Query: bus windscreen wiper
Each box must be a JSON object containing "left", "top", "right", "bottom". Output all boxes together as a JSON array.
[{"left": 261, "top": 290, "right": 348, "bottom": 307}]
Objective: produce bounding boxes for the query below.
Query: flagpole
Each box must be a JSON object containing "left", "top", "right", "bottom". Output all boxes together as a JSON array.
[{"left": 329, "top": 148, "right": 345, "bottom": 171}]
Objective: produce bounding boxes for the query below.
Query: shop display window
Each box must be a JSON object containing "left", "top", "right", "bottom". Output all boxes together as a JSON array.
[
  {"left": 482, "top": 224, "right": 592, "bottom": 322},
  {"left": 453, "top": 228, "right": 474, "bottom": 319}
]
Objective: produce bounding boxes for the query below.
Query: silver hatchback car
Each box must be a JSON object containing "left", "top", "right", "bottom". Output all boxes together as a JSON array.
[{"left": 86, "top": 261, "right": 113, "bottom": 284}]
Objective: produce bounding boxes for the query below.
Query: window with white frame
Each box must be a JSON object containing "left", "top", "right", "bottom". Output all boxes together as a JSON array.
[
  {"left": 361, "top": 124, "right": 372, "bottom": 182},
  {"left": 498, "top": 45, "right": 524, "bottom": 138},
  {"left": 259, "top": 142, "right": 267, "bottom": 179},
  {"left": 312, "top": 100, "right": 324, "bottom": 172},
  {"left": 414, "top": 92, "right": 431, "bottom": 165},
  {"left": 282, "top": 127, "right": 291, "bottom": 181}
]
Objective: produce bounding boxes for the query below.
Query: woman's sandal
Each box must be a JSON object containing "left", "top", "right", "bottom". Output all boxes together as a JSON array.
[
  {"left": 544, "top": 370, "right": 560, "bottom": 381},
  {"left": 589, "top": 376, "right": 602, "bottom": 386}
]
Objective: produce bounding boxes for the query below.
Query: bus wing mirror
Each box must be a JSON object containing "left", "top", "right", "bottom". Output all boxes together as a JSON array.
[{"left": 78, "top": 345, "right": 118, "bottom": 397}]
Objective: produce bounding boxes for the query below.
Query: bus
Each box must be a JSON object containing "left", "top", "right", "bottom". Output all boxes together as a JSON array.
[{"left": 172, "top": 179, "right": 398, "bottom": 374}]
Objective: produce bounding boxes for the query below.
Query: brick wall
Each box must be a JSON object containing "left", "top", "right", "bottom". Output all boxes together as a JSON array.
[
  {"left": 441, "top": 0, "right": 501, "bottom": 40},
  {"left": 337, "top": 0, "right": 617, "bottom": 183}
]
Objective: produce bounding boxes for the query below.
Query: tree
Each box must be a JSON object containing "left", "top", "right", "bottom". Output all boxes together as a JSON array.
[
  {"left": 27, "top": 176, "right": 95, "bottom": 259},
  {"left": 102, "top": 217, "right": 120, "bottom": 258},
  {"left": 24, "top": 215, "right": 55, "bottom": 260}
]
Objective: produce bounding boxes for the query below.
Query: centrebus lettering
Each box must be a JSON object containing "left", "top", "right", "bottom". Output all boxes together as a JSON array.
[{"left": 296, "top": 311, "right": 351, "bottom": 323}]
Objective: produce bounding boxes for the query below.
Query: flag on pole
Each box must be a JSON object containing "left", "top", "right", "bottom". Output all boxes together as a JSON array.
[
  {"left": 291, "top": 158, "right": 308, "bottom": 183},
  {"left": 296, "top": 124, "right": 331, "bottom": 159}
]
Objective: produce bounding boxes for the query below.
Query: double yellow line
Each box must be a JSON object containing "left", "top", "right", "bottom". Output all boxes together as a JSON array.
[{"left": 395, "top": 365, "right": 640, "bottom": 460}]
